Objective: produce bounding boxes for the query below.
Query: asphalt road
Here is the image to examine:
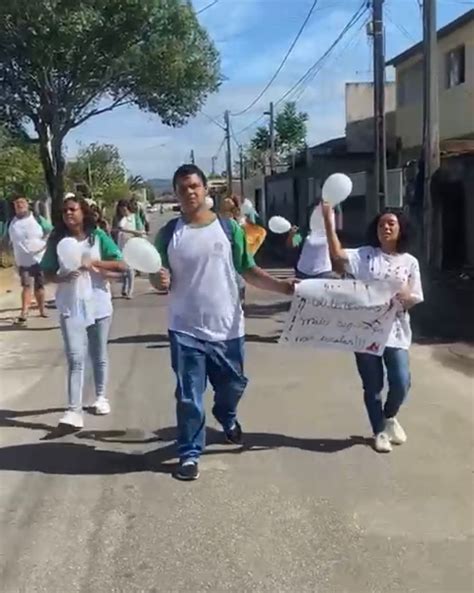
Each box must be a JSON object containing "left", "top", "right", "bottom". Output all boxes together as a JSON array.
[{"left": 0, "top": 213, "right": 472, "bottom": 593}]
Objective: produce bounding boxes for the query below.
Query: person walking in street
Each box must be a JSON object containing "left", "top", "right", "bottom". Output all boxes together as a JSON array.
[
  {"left": 322, "top": 204, "right": 423, "bottom": 453},
  {"left": 151, "top": 164, "right": 297, "bottom": 481},
  {"left": 113, "top": 199, "right": 145, "bottom": 299},
  {"left": 285, "top": 205, "right": 339, "bottom": 280},
  {"left": 41, "top": 196, "right": 126, "bottom": 429},
  {"left": 8, "top": 194, "right": 53, "bottom": 326}
]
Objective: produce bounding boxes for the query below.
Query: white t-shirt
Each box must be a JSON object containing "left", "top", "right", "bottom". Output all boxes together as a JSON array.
[
  {"left": 167, "top": 219, "right": 243, "bottom": 342},
  {"left": 117, "top": 215, "right": 137, "bottom": 249},
  {"left": 297, "top": 233, "right": 332, "bottom": 276},
  {"left": 345, "top": 246, "right": 424, "bottom": 349},
  {"left": 8, "top": 214, "right": 47, "bottom": 267},
  {"left": 55, "top": 237, "right": 113, "bottom": 325}
]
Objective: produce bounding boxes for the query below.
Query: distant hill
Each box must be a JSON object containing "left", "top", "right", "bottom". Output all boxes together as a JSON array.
[{"left": 147, "top": 178, "right": 173, "bottom": 194}]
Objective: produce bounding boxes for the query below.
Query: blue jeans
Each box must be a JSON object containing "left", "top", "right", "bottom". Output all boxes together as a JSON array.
[
  {"left": 169, "top": 330, "right": 248, "bottom": 461},
  {"left": 60, "top": 315, "right": 112, "bottom": 412},
  {"left": 122, "top": 268, "right": 135, "bottom": 297},
  {"left": 355, "top": 347, "right": 411, "bottom": 435}
]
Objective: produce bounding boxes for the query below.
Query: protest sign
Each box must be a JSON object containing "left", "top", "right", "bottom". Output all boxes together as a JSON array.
[{"left": 279, "top": 279, "right": 398, "bottom": 356}]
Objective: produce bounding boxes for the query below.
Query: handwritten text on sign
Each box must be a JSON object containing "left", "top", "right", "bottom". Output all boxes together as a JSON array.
[{"left": 279, "top": 279, "right": 397, "bottom": 356}]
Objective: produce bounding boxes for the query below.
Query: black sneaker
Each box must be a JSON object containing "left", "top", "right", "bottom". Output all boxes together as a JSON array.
[
  {"left": 174, "top": 460, "right": 200, "bottom": 481},
  {"left": 224, "top": 421, "right": 243, "bottom": 445}
]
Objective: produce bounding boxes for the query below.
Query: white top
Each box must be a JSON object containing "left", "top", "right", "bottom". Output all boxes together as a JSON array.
[
  {"left": 8, "top": 214, "right": 47, "bottom": 267},
  {"left": 297, "top": 232, "right": 332, "bottom": 276},
  {"left": 117, "top": 215, "right": 137, "bottom": 249},
  {"left": 55, "top": 236, "right": 113, "bottom": 325},
  {"left": 168, "top": 219, "right": 244, "bottom": 342},
  {"left": 345, "top": 246, "right": 424, "bottom": 349}
]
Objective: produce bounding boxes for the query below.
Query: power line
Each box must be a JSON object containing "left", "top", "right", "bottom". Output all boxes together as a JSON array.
[
  {"left": 197, "top": 0, "right": 220, "bottom": 15},
  {"left": 231, "top": 0, "right": 321, "bottom": 116},
  {"left": 385, "top": 6, "right": 418, "bottom": 42},
  {"left": 273, "top": 2, "right": 368, "bottom": 108},
  {"left": 200, "top": 110, "right": 226, "bottom": 130},
  {"left": 234, "top": 1, "right": 368, "bottom": 140}
]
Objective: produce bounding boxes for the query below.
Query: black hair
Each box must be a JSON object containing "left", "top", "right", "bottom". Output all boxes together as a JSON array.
[
  {"left": 366, "top": 208, "right": 412, "bottom": 253},
  {"left": 173, "top": 164, "right": 207, "bottom": 189},
  {"left": 51, "top": 196, "right": 96, "bottom": 247}
]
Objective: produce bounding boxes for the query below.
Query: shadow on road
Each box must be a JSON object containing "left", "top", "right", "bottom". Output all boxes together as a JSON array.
[
  {"left": 109, "top": 332, "right": 281, "bottom": 346},
  {"left": 0, "top": 423, "right": 371, "bottom": 475},
  {"left": 0, "top": 407, "right": 64, "bottom": 433},
  {"left": 0, "top": 324, "right": 58, "bottom": 333},
  {"left": 244, "top": 301, "right": 290, "bottom": 319}
]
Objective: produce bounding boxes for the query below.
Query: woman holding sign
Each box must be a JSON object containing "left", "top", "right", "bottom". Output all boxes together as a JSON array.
[
  {"left": 41, "top": 197, "right": 126, "bottom": 429},
  {"left": 322, "top": 204, "right": 423, "bottom": 453}
]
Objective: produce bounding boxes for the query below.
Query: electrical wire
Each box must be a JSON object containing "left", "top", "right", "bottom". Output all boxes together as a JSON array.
[
  {"left": 273, "top": 2, "right": 368, "bottom": 109},
  {"left": 197, "top": 0, "right": 220, "bottom": 15},
  {"left": 385, "top": 6, "right": 417, "bottom": 43},
  {"left": 234, "top": 4, "right": 367, "bottom": 140},
  {"left": 230, "top": 0, "right": 321, "bottom": 116}
]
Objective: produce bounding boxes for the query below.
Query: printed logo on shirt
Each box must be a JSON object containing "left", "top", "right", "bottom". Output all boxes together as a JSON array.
[{"left": 213, "top": 241, "right": 225, "bottom": 254}]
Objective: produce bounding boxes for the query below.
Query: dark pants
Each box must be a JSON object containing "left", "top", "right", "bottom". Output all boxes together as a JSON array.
[
  {"left": 295, "top": 270, "right": 339, "bottom": 280},
  {"left": 169, "top": 330, "right": 248, "bottom": 461},
  {"left": 355, "top": 347, "right": 411, "bottom": 435}
]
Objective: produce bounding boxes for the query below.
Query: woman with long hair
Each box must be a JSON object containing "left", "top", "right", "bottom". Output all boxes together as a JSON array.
[
  {"left": 322, "top": 204, "right": 423, "bottom": 453},
  {"left": 112, "top": 199, "right": 145, "bottom": 299},
  {"left": 41, "top": 197, "right": 126, "bottom": 429}
]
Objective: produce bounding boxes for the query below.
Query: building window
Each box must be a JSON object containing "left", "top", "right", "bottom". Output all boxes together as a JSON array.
[{"left": 446, "top": 45, "right": 465, "bottom": 89}]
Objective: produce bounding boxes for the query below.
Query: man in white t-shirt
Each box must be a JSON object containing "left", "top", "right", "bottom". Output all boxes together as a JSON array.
[
  {"left": 8, "top": 195, "right": 52, "bottom": 326},
  {"left": 152, "top": 164, "right": 296, "bottom": 481}
]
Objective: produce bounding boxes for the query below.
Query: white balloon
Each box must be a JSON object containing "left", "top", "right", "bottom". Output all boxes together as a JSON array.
[
  {"left": 205, "top": 196, "right": 214, "bottom": 210},
  {"left": 268, "top": 216, "right": 292, "bottom": 234},
  {"left": 322, "top": 173, "right": 353, "bottom": 206},
  {"left": 57, "top": 237, "right": 82, "bottom": 271},
  {"left": 25, "top": 238, "right": 46, "bottom": 254},
  {"left": 123, "top": 237, "right": 162, "bottom": 274}
]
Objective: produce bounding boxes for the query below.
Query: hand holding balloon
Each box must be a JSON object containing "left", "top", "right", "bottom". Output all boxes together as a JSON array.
[
  {"left": 322, "top": 173, "right": 353, "bottom": 206},
  {"left": 268, "top": 216, "right": 292, "bottom": 234},
  {"left": 122, "top": 237, "right": 162, "bottom": 274}
]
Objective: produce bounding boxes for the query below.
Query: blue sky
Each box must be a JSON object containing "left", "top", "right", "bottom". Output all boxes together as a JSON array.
[{"left": 66, "top": 0, "right": 472, "bottom": 179}]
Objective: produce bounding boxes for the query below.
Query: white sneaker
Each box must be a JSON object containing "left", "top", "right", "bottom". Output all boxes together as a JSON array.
[
  {"left": 385, "top": 417, "right": 407, "bottom": 445},
  {"left": 93, "top": 397, "right": 111, "bottom": 416},
  {"left": 374, "top": 432, "right": 392, "bottom": 453},
  {"left": 58, "top": 410, "right": 84, "bottom": 429}
]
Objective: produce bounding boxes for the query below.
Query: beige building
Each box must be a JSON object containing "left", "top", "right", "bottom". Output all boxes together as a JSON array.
[{"left": 387, "top": 9, "right": 474, "bottom": 157}]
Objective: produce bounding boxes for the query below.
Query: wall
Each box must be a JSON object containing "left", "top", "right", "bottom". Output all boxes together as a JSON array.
[
  {"left": 264, "top": 153, "right": 376, "bottom": 243},
  {"left": 394, "top": 19, "right": 474, "bottom": 150},
  {"left": 243, "top": 175, "right": 266, "bottom": 221},
  {"left": 345, "top": 81, "right": 396, "bottom": 122}
]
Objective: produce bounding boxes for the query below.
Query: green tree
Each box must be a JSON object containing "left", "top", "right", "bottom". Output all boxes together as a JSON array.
[
  {"left": 127, "top": 175, "right": 145, "bottom": 191},
  {"left": 250, "top": 127, "right": 270, "bottom": 152},
  {"left": 0, "top": 0, "right": 220, "bottom": 217},
  {"left": 0, "top": 129, "right": 45, "bottom": 198},
  {"left": 275, "top": 102, "right": 308, "bottom": 156},
  {"left": 67, "top": 143, "right": 127, "bottom": 205}
]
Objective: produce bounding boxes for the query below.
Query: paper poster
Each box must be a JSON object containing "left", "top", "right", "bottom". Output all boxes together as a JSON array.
[{"left": 279, "top": 279, "right": 398, "bottom": 356}]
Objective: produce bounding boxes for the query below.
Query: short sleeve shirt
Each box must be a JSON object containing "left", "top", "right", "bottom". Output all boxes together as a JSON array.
[
  {"left": 345, "top": 246, "right": 423, "bottom": 349},
  {"left": 154, "top": 217, "right": 255, "bottom": 341}
]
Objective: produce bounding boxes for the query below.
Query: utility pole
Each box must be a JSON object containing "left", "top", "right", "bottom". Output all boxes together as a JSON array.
[
  {"left": 190, "top": 149, "right": 195, "bottom": 165},
  {"left": 211, "top": 156, "right": 217, "bottom": 176},
  {"left": 371, "top": 0, "right": 388, "bottom": 212},
  {"left": 267, "top": 102, "right": 276, "bottom": 175},
  {"left": 239, "top": 146, "right": 245, "bottom": 199},
  {"left": 224, "top": 110, "right": 232, "bottom": 196},
  {"left": 422, "top": 0, "right": 440, "bottom": 266}
]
